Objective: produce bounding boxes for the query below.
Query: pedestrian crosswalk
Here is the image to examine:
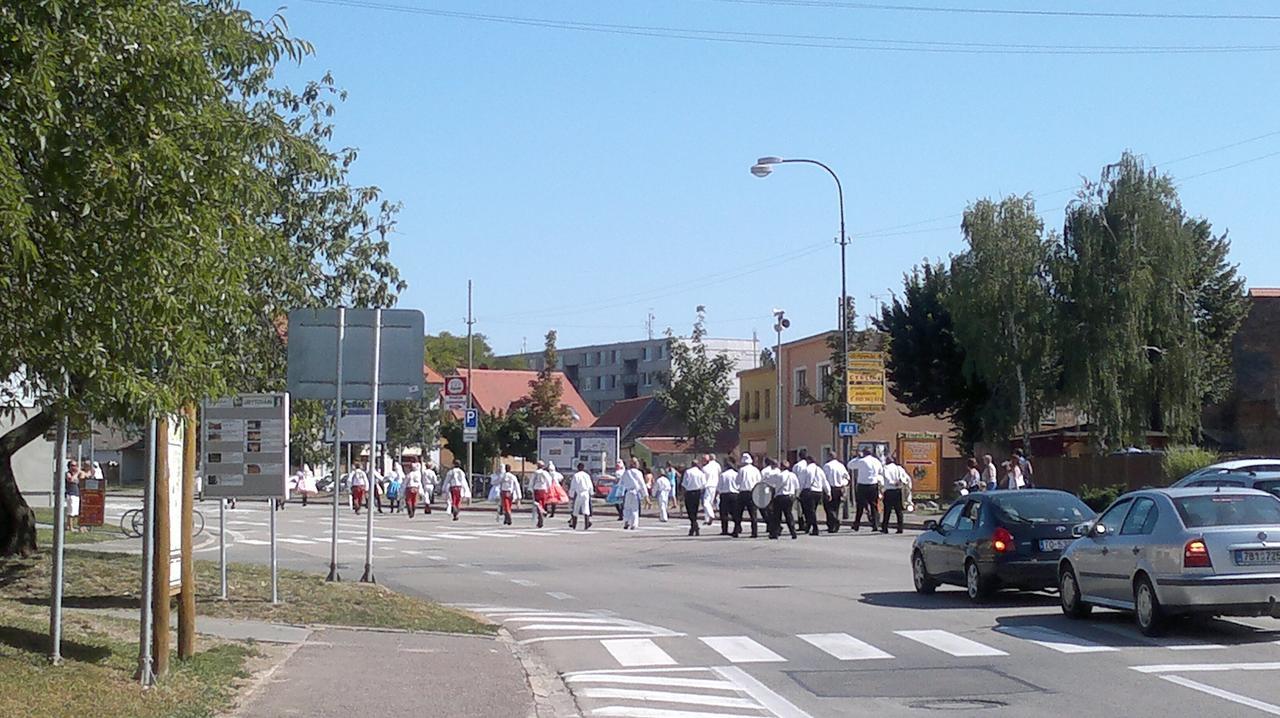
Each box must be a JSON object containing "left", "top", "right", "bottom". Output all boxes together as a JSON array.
[{"left": 564, "top": 667, "right": 809, "bottom": 718}]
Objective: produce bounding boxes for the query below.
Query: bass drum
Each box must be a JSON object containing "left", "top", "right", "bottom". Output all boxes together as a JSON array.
[{"left": 751, "top": 482, "right": 775, "bottom": 510}]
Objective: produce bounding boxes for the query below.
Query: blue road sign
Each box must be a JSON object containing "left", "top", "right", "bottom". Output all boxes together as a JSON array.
[
  {"left": 838, "top": 422, "right": 860, "bottom": 437},
  {"left": 464, "top": 409, "right": 479, "bottom": 430}
]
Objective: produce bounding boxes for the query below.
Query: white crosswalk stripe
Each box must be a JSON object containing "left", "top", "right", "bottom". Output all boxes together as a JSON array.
[
  {"left": 797, "top": 633, "right": 893, "bottom": 661},
  {"left": 565, "top": 667, "right": 809, "bottom": 718},
  {"left": 699, "top": 636, "right": 785, "bottom": 664},
  {"left": 895, "top": 630, "right": 1007, "bottom": 657},
  {"left": 602, "top": 639, "right": 678, "bottom": 667},
  {"left": 995, "top": 625, "right": 1118, "bottom": 654}
]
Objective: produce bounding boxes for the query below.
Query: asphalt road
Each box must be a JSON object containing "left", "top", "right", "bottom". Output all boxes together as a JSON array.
[{"left": 97, "top": 497, "right": 1280, "bottom": 718}]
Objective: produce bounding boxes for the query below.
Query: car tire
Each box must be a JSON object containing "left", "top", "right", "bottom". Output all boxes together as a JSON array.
[
  {"left": 965, "top": 560, "right": 993, "bottom": 602},
  {"left": 912, "top": 552, "right": 937, "bottom": 595},
  {"left": 1134, "top": 575, "right": 1167, "bottom": 637},
  {"left": 1059, "top": 564, "right": 1092, "bottom": 619}
]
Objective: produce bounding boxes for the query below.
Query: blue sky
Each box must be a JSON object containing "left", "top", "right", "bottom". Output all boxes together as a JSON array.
[{"left": 245, "top": 0, "right": 1280, "bottom": 354}]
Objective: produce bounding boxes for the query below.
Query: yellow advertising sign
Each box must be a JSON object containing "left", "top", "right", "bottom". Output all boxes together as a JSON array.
[
  {"left": 846, "top": 351, "right": 886, "bottom": 411},
  {"left": 847, "top": 385, "right": 885, "bottom": 407},
  {"left": 896, "top": 431, "right": 943, "bottom": 495}
]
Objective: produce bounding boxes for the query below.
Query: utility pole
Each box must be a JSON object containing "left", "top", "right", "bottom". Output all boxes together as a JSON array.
[
  {"left": 466, "top": 280, "right": 474, "bottom": 500},
  {"left": 327, "top": 307, "right": 345, "bottom": 582},
  {"left": 646, "top": 310, "right": 655, "bottom": 341},
  {"left": 772, "top": 310, "right": 789, "bottom": 460}
]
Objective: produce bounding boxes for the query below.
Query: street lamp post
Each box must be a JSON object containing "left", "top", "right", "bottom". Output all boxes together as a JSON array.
[
  {"left": 772, "top": 309, "right": 789, "bottom": 460},
  {"left": 752, "top": 156, "right": 852, "bottom": 461}
]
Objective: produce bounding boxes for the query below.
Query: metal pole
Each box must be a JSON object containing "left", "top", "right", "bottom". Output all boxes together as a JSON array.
[
  {"left": 775, "top": 326, "right": 783, "bottom": 460},
  {"left": 327, "top": 307, "right": 345, "bottom": 582},
  {"left": 218, "top": 499, "right": 226, "bottom": 600},
  {"left": 269, "top": 497, "right": 278, "bottom": 602},
  {"left": 361, "top": 308, "right": 382, "bottom": 583},
  {"left": 137, "top": 417, "right": 156, "bottom": 687},
  {"left": 466, "top": 280, "right": 474, "bottom": 505},
  {"left": 49, "top": 406, "right": 68, "bottom": 664}
]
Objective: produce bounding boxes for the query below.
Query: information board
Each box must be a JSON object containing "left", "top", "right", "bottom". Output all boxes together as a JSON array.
[
  {"left": 537, "top": 427, "right": 620, "bottom": 475},
  {"left": 846, "top": 351, "right": 887, "bottom": 412},
  {"left": 203, "top": 394, "right": 290, "bottom": 498},
  {"left": 165, "top": 420, "right": 184, "bottom": 590},
  {"left": 896, "top": 431, "right": 942, "bottom": 495},
  {"left": 79, "top": 476, "right": 105, "bottom": 527}
]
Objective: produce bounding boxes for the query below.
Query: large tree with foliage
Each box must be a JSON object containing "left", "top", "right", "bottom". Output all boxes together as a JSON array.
[
  {"left": 948, "top": 196, "right": 1058, "bottom": 448},
  {"left": 520, "top": 330, "right": 573, "bottom": 430},
  {"left": 656, "top": 307, "right": 736, "bottom": 452},
  {"left": 1053, "top": 153, "right": 1248, "bottom": 449},
  {"left": 0, "top": 1, "right": 403, "bottom": 556},
  {"left": 876, "top": 263, "right": 990, "bottom": 451},
  {"left": 423, "top": 332, "right": 523, "bottom": 373},
  {"left": 385, "top": 398, "right": 438, "bottom": 458}
]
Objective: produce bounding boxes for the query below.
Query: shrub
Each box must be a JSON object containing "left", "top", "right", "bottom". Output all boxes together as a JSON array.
[
  {"left": 1161, "top": 445, "right": 1219, "bottom": 483},
  {"left": 1078, "top": 484, "right": 1126, "bottom": 512}
]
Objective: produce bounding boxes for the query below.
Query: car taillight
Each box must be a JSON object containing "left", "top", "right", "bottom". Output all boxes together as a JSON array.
[
  {"left": 993, "top": 527, "right": 1014, "bottom": 553},
  {"left": 1184, "top": 539, "right": 1212, "bottom": 569}
]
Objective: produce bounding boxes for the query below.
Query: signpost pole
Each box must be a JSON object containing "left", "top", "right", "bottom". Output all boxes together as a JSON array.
[
  {"left": 361, "top": 308, "right": 382, "bottom": 584},
  {"left": 152, "top": 416, "right": 171, "bottom": 678},
  {"left": 327, "top": 307, "right": 345, "bottom": 582},
  {"left": 137, "top": 417, "right": 156, "bottom": 687},
  {"left": 178, "top": 404, "right": 197, "bottom": 659},
  {"left": 218, "top": 498, "right": 227, "bottom": 600},
  {"left": 48, "top": 405, "right": 68, "bottom": 665},
  {"left": 269, "top": 496, "right": 278, "bottom": 603},
  {"left": 465, "top": 280, "right": 474, "bottom": 508}
]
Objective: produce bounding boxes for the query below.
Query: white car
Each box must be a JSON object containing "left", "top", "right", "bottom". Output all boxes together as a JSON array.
[{"left": 1174, "top": 459, "right": 1280, "bottom": 486}]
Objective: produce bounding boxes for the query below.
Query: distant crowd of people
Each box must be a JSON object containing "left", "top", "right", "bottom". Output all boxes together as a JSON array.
[{"left": 953, "top": 448, "right": 1035, "bottom": 494}]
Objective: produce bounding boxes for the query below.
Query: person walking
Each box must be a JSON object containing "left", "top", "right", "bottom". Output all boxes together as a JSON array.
[
  {"left": 568, "top": 462, "right": 594, "bottom": 530},
  {"left": 881, "top": 455, "right": 913, "bottom": 534},
  {"left": 404, "top": 463, "right": 423, "bottom": 518},
  {"left": 497, "top": 464, "right": 521, "bottom": 525},
  {"left": 765, "top": 459, "right": 799, "bottom": 540},
  {"left": 529, "top": 460, "right": 555, "bottom": 528},
  {"left": 65, "top": 460, "right": 82, "bottom": 533},
  {"left": 849, "top": 447, "right": 884, "bottom": 532},
  {"left": 981, "top": 454, "right": 997, "bottom": 491},
  {"left": 717, "top": 457, "right": 738, "bottom": 536},
  {"left": 1003, "top": 458, "right": 1026, "bottom": 490},
  {"left": 441, "top": 460, "right": 467, "bottom": 521},
  {"left": 792, "top": 453, "right": 811, "bottom": 534},
  {"left": 822, "top": 449, "right": 850, "bottom": 534},
  {"left": 701, "top": 454, "right": 721, "bottom": 527},
  {"left": 963, "top": 458, "right": 982, "bottom": 493},
  {"left": 681, "top": 458, "right": 708, "bottom": 537},
  {"left": 651, "top": 465, "right": 672, "bottom": 523},
  {"left": 619, "top": 458, "right": 647, "bottom": 530},
  {"left": 421, "top": 462, "right": 437, "bottom": 513},
  {"left": 733, "top": 453, "right": 762, "bottom": 538},
  {"left": 1014, "top": 448, "right": 1035, "bottom": 488},
  {"left": 546, "top": 462, "right": 565, "bottom": 518},
  {"left": 797, "top": 453, "right": 829, "bottom": 537},
  {"left": 349, "top": 462, "right": 369, "bottom": 515},
  {"left": 387, "top": 464, "right": 403, "bottom": 514}
]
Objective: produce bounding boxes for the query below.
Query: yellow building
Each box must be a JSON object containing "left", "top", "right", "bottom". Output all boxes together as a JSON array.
[{"left": 737, "top": 365, "right": 777, "bottom": 460}]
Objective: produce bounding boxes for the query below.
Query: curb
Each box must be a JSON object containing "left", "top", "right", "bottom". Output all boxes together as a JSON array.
[{"left": 498, "top": 627, "right": 580, "bottom": 718}]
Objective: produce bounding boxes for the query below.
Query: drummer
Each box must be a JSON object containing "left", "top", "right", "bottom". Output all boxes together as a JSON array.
[
  {"left": 733, "top": 452, "right": 762, "bottom": 538},
  {"left": 763, "top": 458, "right": 799, "bottom": 540}
]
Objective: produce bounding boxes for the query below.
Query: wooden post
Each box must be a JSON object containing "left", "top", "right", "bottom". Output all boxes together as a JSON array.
[
  {"left": 178, "top": 404, "right": 197, "bottom": 659},
  {"left": 152, "top": 416, "right": 171, "bottom": 677}
]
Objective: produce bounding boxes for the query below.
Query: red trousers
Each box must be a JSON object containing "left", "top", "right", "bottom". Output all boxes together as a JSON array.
[
  {"left": 352, "top": 485, "right": 367, "bottom": 508},
  {"left": 450, "top": 486, "right": 462, "bottom": 507},
  {"left": 501, "top": 491, "right": 514, "bottom": 516},
  {"left": 405, "top": 487, "right": 419, "bottom": 515},
  {"left": 533, "top": 489, "right": 550, "bottom": 513}
]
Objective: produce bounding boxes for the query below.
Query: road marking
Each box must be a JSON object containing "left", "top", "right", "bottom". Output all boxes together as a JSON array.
[
  {"left": 502, "top": 616, "right": 626, "bottom": 624},
  {"left": 798, "top": 633, "right": 893, "bottom": 661},
  {"left": 511, "top": 578, "right": 537, "bottom": 587},
  {"left": 547, "top": 592, "right": 575, "bottom": 600},
  {"left": 1088, "top": 623, "right": 1225, "bottom": 651},
  {"left": 402, "top": 550, "right": 422, "bottom": 555},
  {"left": 601, "top": 639, "right": 678, "bottom": 667},
  {"left": 521, "top": 633, "right": 687, "bottom": 646},
  {"left": 484, "top": 570, "right": 506, "bottom": 576},
  {"left": 895, "top": 630, "right": 1008, "bottom": 657},
  {"left": 699, "top": 636, "right": 785, "bottom": 663},
  {"left": 520, "top": 624, "right": 651, "bottom": 633},
  {"left": 579, "top": 687, "right": 758, "bottom": 709},
  {"left": 426, "top": 555, "right": 447, "bottom": 561},
  {"left": 1132, "top": 662, "right": 1280, "bottom": 674},
  {"left": 239, "top": 539, "right": 269, "bottom": 546},
  {"left": 565, "top": 674, "right": 735, "bottom": 690},
  {"left": 1160, "top": 675, "right": 1280, "bottom": 716},
  {"left": 435, "top": 534, "right": 478, "bottom": 541},
  {"left": 713, "top": 665, "right": 813, "bottom": 718},
  {"left": 395, "top": 535, "right": 439, "bottom": 542},
  {"left": 277, "top": 538, "right": 314, "bottom": 545},
  {"left": 995, "top": 625, "right": 1118, "bottom": 653},
  {"left": 589, "top": 708, "right": 761, "bottom": 718}
]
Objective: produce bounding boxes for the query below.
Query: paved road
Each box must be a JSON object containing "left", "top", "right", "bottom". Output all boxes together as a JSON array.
[{"left": 100, "top": 497, "right": 1280, "bottom": 717}]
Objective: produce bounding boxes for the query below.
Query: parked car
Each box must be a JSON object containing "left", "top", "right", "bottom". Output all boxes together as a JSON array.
[
  {"left": 594, "top": 473, "right": 618, "bottom": 498},
  {"left": 912, "top": 489, "right": 1096, "bottom": 601},
  {"left": 1174, "top": 459, "right": 1280, "bottom": 486},
  {"left": 1172, "top": 469, "right": 1280, "bottom": 497},
  {"left": 1059, "top": 487, "right": 1280, "bottom": 636}
]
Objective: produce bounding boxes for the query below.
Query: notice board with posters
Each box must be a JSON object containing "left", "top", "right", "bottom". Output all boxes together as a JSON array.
[
  {"left": 896, "top": 431, "right": 943, "bottom": 495},
  {"left": 537, "top": 427, "right": 620, "bottom": 476},
  {"left": 165, "top": 419, "right": 184, "bottom": 591},
  {"left": 202, "top": 393, "right": 290, "bottom": 498},
  {"left": 79, "top": 475, "right": 105, "bottom": 527},
  {"left": 846, "top": 351, "right": 887, "bottom": 412}
]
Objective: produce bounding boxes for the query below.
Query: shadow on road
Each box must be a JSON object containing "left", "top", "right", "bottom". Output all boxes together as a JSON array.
[
  {"left": 995, "top": 610, "right": 1280, "bottom": 646},
  {"left": 860, "top": 589, "right": 1060, "bottom": 611}
]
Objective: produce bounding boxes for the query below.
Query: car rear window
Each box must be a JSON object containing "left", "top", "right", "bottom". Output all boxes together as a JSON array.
[
  {"left": 1254, "top": 480, "right": 1280, "bottom": 500},
  {"left": 991, "top": 493, "right": 1094, "bottom": 524},
  {"left": 1174, "top": 494, "right": 1280, "bottom": 528}
]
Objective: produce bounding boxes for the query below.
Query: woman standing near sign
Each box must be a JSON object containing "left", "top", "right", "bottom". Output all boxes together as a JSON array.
[{"left": 65, "top": 461, "right": 82, "bottom": 533}]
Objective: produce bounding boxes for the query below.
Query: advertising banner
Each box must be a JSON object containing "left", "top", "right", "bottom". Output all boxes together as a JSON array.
[{"left": 896, "top": 431, "right": 943, "bottom": 495}]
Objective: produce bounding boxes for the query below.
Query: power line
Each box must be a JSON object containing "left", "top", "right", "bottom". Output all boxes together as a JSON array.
[
  {"left": 303, "top": 0, "right": 1280, "bottom": 54},
  {"left": 705, "top": 0, "right": 1280, "bottom": 22}
]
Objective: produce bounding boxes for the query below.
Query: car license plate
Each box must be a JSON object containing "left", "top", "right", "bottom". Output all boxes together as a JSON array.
[
  {"left": 1039, "top": 539, "right": 1073, "bottom": 552},
  {"left": 1235, "top": 549, "right": 1280, "bottom": 566}
]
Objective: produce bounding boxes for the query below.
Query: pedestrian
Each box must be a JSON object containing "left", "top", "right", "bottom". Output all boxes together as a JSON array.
[
  {"left": 568, "top": 462, "right": 594, "bottom": 530},
  {"left": 442, "top": 460, "right": 467, "bottom": 521},
  {"left": 404, "top": 462, "right": 423, "bottom": 518},
  {"left": 529, "top": 460, "right": 554, "bottom": 528},
  {"left": 619, "top": 458, "right": 647, "bottom": 530},
  {"left": 681, "top": 457, "right": 708, "bottom": 537},
  {"left": 733, "top": 452, "right": 762, "bottom": 538},
  {"left": 765, "top": 459, "right": 799, "bottom": 540},
  {"left": 717, "top": 456, "right": 738, "bottom": 536},
  {"left": 387, "top": 463, "right": 403, "bottom": 513},
  {"left": 797, "top": 452, "right": 829, "bottom": 537},
  {"left": 822, "top": 449, "right": 850, "bottom": 534},
  {"left": 497, "top": 463, "right": 521, "bottom": 525},
  {"left": 1014, "top": 448, "right": 1035, "bottom": 487},
  {"left": 849, "top": 447, "right": 884, "bottom": 532},
  {"left": 793, "top": 452, "right": 811, "bottom": 533},
  {"left": 651, "top": 464, "right": 672, "bottom": 522},
  {"left": 546, "top": 461, "right": 565, "bottom": 517},
  {"left": 65, "top": 460, "right": 81, "bottom": 533},
  {"left": 609, "top": 460, "right": 627, "bottom": 521},
  {"left": 349, "top": 462, "right": 369, "bottom": 515},
  {"left": 881, "top": 455, "right": 913, "bottom": 534},
  {"left": 964, "top": 458, "right": 982, "bottom": 493},
  {"left": 420, "top": 462, "right": 437, "bottom": 514},
  {"left": 370, "top": 463, "right": 387, "bottom": 514},
  {"left": 1003, "top": 459, "right": 1026, "bottom": 490},
  {"left": 300, "top": 464, "right": 318, "bottom": 506},
  {"left": 701, "top": 454, "right": 721, "bottom": 526},
  {"left": 664, "top": 463, "right": 679, "bottom": 516}
]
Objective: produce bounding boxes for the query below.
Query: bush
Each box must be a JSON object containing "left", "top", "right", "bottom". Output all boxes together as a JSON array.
[
  {"left": 1078, "top": 484, "right": 1126, "bottom": 512},
  {"left": 1161, "top": 445, "right": 1219, "bottom": 483}
]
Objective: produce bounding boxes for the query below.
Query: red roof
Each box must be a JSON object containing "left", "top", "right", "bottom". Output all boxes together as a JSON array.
[
  {"left": 593, "top": 397, "right": 653, "bottom": 431},
  {"left": 452, "top": 368, "right": 595, "bottom": 428},
  {"left": 1251, "top": 288, "right": 1280, "bottom": 298},
  {"left": 424, "top": 364, "right": 445, "bottom": 385}
]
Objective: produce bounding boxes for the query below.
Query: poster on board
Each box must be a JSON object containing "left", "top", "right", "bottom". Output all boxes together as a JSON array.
[{"left": 896, "top": 431, "right": 942, "bottom": 495}]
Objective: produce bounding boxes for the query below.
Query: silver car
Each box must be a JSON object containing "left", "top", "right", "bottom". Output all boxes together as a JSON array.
[{"left": 1058, "top": 487, "right": 1280, "bottom": 636}]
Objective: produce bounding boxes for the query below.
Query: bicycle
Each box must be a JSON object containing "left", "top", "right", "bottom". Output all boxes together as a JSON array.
[{"left": 119, "top": 505, "right": 206, "bottom": 538}]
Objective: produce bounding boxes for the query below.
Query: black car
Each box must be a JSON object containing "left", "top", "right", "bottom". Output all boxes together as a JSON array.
[{"left": 912, "top": 489, "right": 1096, "bottom": 602}]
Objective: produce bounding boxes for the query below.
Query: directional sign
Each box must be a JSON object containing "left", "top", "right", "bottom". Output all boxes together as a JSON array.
[
  {"left": 443, "top": 375, "right": 469, "bottom": 410},
  {"left": 463, "top": 408, "right": 479, "bottom": 443},
  {"left": 286, "top": 308, "right": 425, "bottom": 401},
  {"left": 838, "top": 422, "right": 860, "bottom": 437},
  {"left": 846, "top": 350, "right": 886, "bottom": 412}
]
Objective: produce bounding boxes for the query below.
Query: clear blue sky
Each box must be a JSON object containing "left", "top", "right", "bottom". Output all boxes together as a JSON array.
[{"left": 244, "top": 0, "right": 1280, "bottom": 355}]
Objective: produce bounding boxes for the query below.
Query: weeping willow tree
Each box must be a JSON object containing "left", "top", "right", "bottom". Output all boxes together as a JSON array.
[{"left": 1053, "top": 153, "right": 1248, "bottom": 450}]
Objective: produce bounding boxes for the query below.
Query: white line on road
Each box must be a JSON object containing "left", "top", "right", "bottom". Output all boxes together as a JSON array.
[
  {"left": 798, "top": 633, "right": 893, "bottom": 661},
  {"left": 1160, "top": 675, "right": 1280, "bottom": 716},
  {"left": 713, "top": 665, "right": 813, "bottom": 718},
  {"left": 601, "top": 639, "right": 678, "bottom": 667},
  {"left": 895, "top": 630, "right": 1008, "bottom": 658},
  {"left": 995, "top": 625, "right": 1118, "bottom": 654},
  {"left": 565, "top": 675, "right": 736, "bottom": 691},
  {"left": 579, "top": 687, "right": 758, "bottom": 709},
  {"left": 699, "top": 636, "right": 785, "bottom": 664},
  {"left": 521, "top": 633, "right": 687, "bottom": 646},
  {"left": 1088, "top": 622, "right": 1225, "bottom": 651},
  {"left": 426, "top": 555, "right": 447, "bottom": 561},
  {"left": 547, "top": 592, "right": 575, "bottom": 600},
  {"left": 395, "top": 535, "right": 440, "bottom": 542},
  {"left": 484, "top": 570, "right": 506, "bottom": 576},
  {"left": 589, "top": 707, "right": 762, "bottom": 718},
  {"left": 1131, "top": 662, "right": 1280, "bottom": 674},
  {"left": 510, "top": 578, "right": 537, "bottom": 587},
  {"left": 277, "top": 538, "right": 315, "bottom": 545},
  {"left": 520, "top": 625, "right": 653, "bottom": 633}
]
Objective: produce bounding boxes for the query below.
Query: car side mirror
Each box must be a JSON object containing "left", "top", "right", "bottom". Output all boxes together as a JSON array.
[
  {"left": 922, "top": 519, "right": 939, "bottom": 532},
  {"left": 1090, "top": 523, "right": 1108, "bottom": 538}
]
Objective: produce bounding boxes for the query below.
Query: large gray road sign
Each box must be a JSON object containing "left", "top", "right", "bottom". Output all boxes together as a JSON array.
[{"left": 286, "top": 308, "right": 425, "bottom": 401}]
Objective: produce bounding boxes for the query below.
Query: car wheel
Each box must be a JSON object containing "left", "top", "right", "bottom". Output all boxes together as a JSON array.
[
  {"left": 1134, "top": 575, "right": 1167, "bottom": 637},
  {"left": 912, "top": 552, "right": 937, "bottom": 595},
  {"left": 1059, "top": 565, "right": 1092, "bottom": 619},
  {"left": 965, "top": 560, "right": 993, "bottom": 602}
]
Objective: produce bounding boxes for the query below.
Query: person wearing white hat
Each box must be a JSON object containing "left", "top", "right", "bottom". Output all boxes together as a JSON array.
[
  {"left": 568, "top": 462, "right": 594, "bottom": 530},
  {"left": 651, "top": 464, "right": 673, "bottom": 522},
  {"left": 701, "top": 454, "right": 721, "bottom": 526},
  {"left": 529, "top": 460, "right": 555, "bottom": 528},
  {"left": 619, "top": 457, "right": 647, "bottom": 530},
  {"left": 716, "top": 456, "right": 738, "bottom": 536},
  {"left": 441, "top": 459, "right": 467, "bottom": 521},
  {"left": 732, "top": 453, "right": 762, "bottom": 538}
]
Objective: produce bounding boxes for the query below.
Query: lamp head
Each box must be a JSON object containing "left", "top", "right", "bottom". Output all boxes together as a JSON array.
[{"left": 751, "top": 163, "right": 773, "bottom": 178}]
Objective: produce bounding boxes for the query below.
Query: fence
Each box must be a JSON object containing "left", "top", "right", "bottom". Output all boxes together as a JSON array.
[{"left": 939, "top": 454, "right": 1167, "bottom": 499}]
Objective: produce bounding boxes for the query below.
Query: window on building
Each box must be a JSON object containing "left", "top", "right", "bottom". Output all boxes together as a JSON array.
[
  {"left": 582, "top": 352, "right": 590, "bottom": 367},
  {"left": 752, "top": 390, "right": 761, "bottom": 420},
  {"left": 608, "top": 375, "right": 617, "bottom": 389},
  {"left": 794, "top": 368, "right": 807, "bottom": 405},
  {"left": 644, "top": 372, "right": 653, "bottom": 387},
  {"left": 764, "top": 389, "right": 771, "bottom": 419},
  {"left": 596, "top": 351, "right": 604, "bottom": 365},
  {"left": 642, "top": 346, "right": 651, "bottom": 361},
  {"left": 817, "top": 363, "right": 832, "bottom": 402},
  {"left": 611, "top": 350, "right": 619, "bottom": 364}
]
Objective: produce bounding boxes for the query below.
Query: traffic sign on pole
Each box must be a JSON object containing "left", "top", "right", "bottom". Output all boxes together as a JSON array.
[
  {"left": 463, "top": 408, "right": 478, "bottom": 443},
  {"left": 838, "top": 422, "right": 860, "bottom": 437}
]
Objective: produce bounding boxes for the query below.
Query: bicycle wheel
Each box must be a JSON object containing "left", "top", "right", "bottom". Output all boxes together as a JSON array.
[
  {"left": 193, "top": 510, "right": 205, "bottom": 536},
  {"left": 131, "top": 510, "right": 145, "bottom": 538},
  {"left": 120, "top": 508, "right": 141, "bottom": 538}
]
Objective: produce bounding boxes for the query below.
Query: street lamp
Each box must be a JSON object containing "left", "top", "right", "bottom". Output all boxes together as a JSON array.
[
  {"left": 772, "top": 309, "right": 789, "bottom": 461},
  {"left": 752, "top": 155, "right": 852, "bottom": 460}
]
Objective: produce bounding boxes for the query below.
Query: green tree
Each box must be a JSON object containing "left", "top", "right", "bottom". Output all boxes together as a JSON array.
[
  {"left": 949, "top": 196, "right": 1059, "bottom": 447},
  {"left": 876, "top": 262, "right": 990, "bottom": 451},
  {"left": 385, "top": 398, "right": 438, "bottom": 457},
  {"left": 656, "top": 307, "right": 736, "bottom": 452},
  {"left": 758, "top": 348, "right": 776, "bottom": 369},
  {"left": 520, "top": 330, "right": 573, "bottom": 430},
  {"left": 0, "top": 1, "right": 402, "bottom": 555},
  {"left": 1054, "top": 153, "right": 1248, "bottom": 449},
  {"left": 440, "top": 409, "right": 529, "bottom": 476},
  {"left": 799, "top": 300, "right": 878, "bottom": 451},
  {"left": 424, "top": 332, "right": 523, "bottom": 373}
]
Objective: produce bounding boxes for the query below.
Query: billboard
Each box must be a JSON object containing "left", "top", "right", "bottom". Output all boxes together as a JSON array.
[
  {"left": 537, "top": 427, "right": 620, "bottom": 476},
  {"left": 896, "top": 431, "right": 942, "bottom": 495},
  {"left": 202, "top": 393, "right": 290, "bottom": 498},
  {"left": 846, "top": 351, "right": 887, "bottom": 412}
]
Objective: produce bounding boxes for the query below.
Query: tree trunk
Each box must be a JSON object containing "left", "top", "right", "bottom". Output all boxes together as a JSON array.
[{"left": 0, "top": 409, "right": 57, "bottom": 557}]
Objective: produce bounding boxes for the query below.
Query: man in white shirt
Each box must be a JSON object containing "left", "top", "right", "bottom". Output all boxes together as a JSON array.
[
  {"left": 792, "top": 454, "right": 810, "bottom": 533},
  {"left": 700, "top": 454, "right": 721, "bottom": 526},
  {"left": 349, "top": 463, "right": 369, "bottom": 515},
  {"left": 717, "top": 457, "right": 739, "bottom": 536},
  {"left": 797, "top": 451, "right": 830, "bottom": 537},
  {"left": 567, "top": 462, "right": 595, "bottom": 530},
  {"left": 404, "top": 463, "right": 424, "bottom": 519},
  {"left": 441, "top": 460, "right": 467, "bottom": 521},
  {"left": 764, "top": 459, "right": 799, "bottom": 540},
  {"left": 681, "top": 458, "right": 708, "bottom": 537},
  {"left": 849, "top": 447, "right": 884, "bottom": 532},
  {"left": 618, "top": 458, "right": 648, "bottom": 530},
  {"left": 881, "top": 455, "right": 913, "bottom": 534},
  {"left": 529, "top": 460, "right": 555, "bottom": 528},
  {"left": 421, "top": 462, "right": 438, "bottom": 512},
  {"left": 496, "top": 464, "right": 521, "bottom": 526},
  {"left": 733, "top": 453, "right": 762, "bottom": 538},
  {"left": 822, "top": 449, "right": 851, "bottom": 534}
]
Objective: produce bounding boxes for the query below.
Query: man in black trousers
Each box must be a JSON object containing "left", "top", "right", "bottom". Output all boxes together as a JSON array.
[
  {"left": 681, "top": 457, "right": 707, "bottom": 537},
  {"left": 733, "top": 453, "right": 762, "bottom": 538}
]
